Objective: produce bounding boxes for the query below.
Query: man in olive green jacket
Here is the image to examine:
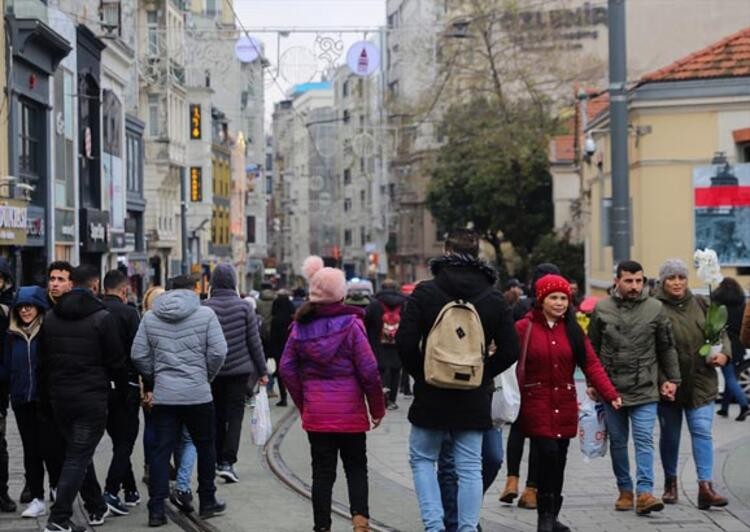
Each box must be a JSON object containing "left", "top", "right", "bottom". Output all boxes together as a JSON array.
[{"left": 588, "top": 261, "right": 681, "bottom": 515}]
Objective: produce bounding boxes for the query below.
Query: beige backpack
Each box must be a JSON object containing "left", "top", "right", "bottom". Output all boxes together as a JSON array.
[{"left": 424, "top": 287, "right": 492, "bottom": 390}]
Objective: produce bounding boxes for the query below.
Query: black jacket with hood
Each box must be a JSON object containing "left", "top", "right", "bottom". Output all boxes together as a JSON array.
[
  {"left": 39, "top": 288, "right": 128, "bottom": 411},
  {"left": 101, "top": 294, "right": 141, "bottom": 385},
  {"left": 0, "top": 258, "right": 15, "bottom": 412},
  {"left": 397, "top": 254, "right": 519, "bottom": 430},
  {"left": 364, "top": 289, "right": 407, "bottom": 369}
]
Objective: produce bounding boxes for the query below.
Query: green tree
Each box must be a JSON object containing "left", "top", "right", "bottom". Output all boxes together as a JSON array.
[
  {"left": 529, "top": 231, "right": 585, "bottom": 287},
  {"left": 426, "top": 96, "right": 555, "bottom": 262}
]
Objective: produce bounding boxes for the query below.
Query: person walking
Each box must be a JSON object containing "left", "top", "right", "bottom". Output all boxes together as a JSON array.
[
  {"left": 270, "top": 292, "right": 296, "bottom": 407},
  {"left": 100, "top": 270, "right": 143, "bottom": 515},
  {"left": 0, "top": 258, "right": 16, "bottom": 513},
  {"left": 280, "top": 256, "right": 385, "bottom": 532},
  {"left": 203, "top": 264, "right": 268, "bottom": 482},
  {"left": 1, "top": 286, "right": 56, "bottom": 518},
  {"left": 397, "top": 229, "right": 519, "bottom": 532},
  {"left": 518, "top": 274, "right": 621, "bottom": 532},
  {"left": 587, "top": 260, "right": 681, "bottom": 514},
  {"left": 38, "top": 265, "right": 127, "bottom": 531},
  {"left": 501, "top": 263, "right": 561, "bottom": 510},
  {"left": 46, "top": 262, "right": 74, "bottom": 307},
  {"left": 139, "top": 285, "right": 164, "bottom": 486},
  {"left": 364, "top": 279, "right": 407, "bottom": 410},
  {"left": 131, "top": 274, "right": 228, "bottom": 527},
  {"left": 655, "top": 259, "right": 731, "bottom": 509},
  {"left": 712, "top": 278, "right": 749, "bottom": 421}
]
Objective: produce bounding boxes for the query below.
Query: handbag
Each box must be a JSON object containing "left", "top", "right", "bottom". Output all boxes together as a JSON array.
[{"left": 491, "top": 322, "right": 532, "bottom": 426}]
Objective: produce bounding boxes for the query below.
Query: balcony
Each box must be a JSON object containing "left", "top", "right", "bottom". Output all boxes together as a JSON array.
[{"left": 5, "top": 0, "right": 47, "bottom": 23}]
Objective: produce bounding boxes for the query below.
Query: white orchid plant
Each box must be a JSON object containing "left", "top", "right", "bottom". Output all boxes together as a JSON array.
[{"left": 693, "top": 249, "right": 728, "bottom": 357}]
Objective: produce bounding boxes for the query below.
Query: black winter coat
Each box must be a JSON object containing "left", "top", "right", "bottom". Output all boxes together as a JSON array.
[
  {"left": 269, "top": 295, "right": 295, "bottom": 362},
  {"left": 364, "top": 290, "right": 407, "bottom": 370},
  {"left": 38, "top": 288, "right": 128, "bottom": 411},
  {"left": 203, "top": 288, "right": 267, "bottom": 378},
  {"left": 0, "top": 258, "right": 14, "bottom": 413},
  {"left": 101, "top": 295, "right": 141, "bottom": 385},
  {"left": 397, "top": 258, "right": 519, "bottom": 430}
]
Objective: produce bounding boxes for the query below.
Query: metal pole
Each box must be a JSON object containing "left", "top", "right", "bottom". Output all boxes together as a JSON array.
[
  {"left": 608, "top": 0, "right": 630, "bottom": 265},
  {"left": 180, "top": 166, "right": 189, "bottom": 275}
]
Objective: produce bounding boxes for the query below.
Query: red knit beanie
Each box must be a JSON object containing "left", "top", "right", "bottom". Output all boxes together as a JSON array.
[{"left": 535, "top": 274, "right": 572, "bottom": 305}]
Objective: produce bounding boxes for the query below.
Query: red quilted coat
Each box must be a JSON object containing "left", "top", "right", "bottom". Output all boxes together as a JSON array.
[{"left": 517, "top": 310, "right": 618, "bottom": 439}]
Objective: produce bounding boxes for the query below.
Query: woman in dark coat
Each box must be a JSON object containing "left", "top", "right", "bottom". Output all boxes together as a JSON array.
[
  {"left": 517, "top": 275, "right": 620, "bottom": 532},
  {"left": 713, "top": 277, "right": 749, "bottom": 421},
  {"left": 270, "top": 294, "right": 296, "bottom": 407}
]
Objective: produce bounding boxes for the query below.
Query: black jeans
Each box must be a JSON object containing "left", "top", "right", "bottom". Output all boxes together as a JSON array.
[
  {"left": 0, "top": 411, "right": 9, "bottom": 495},
  {"left": 307, "top": 432, "right": 369, "bottom": 531},
  {"left": 379, "top": 367, "right": 401, "bottom": 404},
  {"left": 104, "top": 387, "right": 140, "bottom": 494},
  {"left": 506, "top": 421, "right": 538, "bottom": 487},
  {"left": 530, "top": 437, "right": 569, "bottom": 496},
  {"left": 211, "top": 375, "right": 248, "bottom": 465},
  {"left": 49, "top": 404, "right": 107, "bottom": 525},
  {"left": 13, "top": 402, "right": 63, "bottom": 500},
  {"left": 148, "top": 403, "right": 216, "bottom": 514}
]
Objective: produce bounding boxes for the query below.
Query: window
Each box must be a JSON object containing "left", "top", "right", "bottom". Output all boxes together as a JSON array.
[
  {"left": 206, "top": 0, "right": 217, "bottom": 16},
  {"left": 342, "top": 80, "right": 349, "bottom": 98},
  {"left": 344, "top": 198, "right": 352, "bottom": 212},
  {"left": 360, "top": 189, "right": 366, "bottom": 207},
  {"left": 100, "top": 0, "right": 122, "bottom": 36},
  {"left": 344, "top": 229, "right": 352, "bottom": 246},
  {"left": 360, "top": 157, "right": 365, "bottom": 173},
  {"left": 360, "top": 226, "right": 366, "bottom": 246},
  {"left": 126, "top": 134, "right": 142, "bottom": 193},
  {"left": 18, "top": 100, "right": 41, "bottom": 178},
  {"left": 148, "top": 95, "right": 160, "bottom": 137},
  {"left": 739, "top": 143, "right": 750, "bottom": 163},
  {"left": 147, "top": 11, "right": 159, "bottom": 56},
  {"left": 247, "top": 216, "right": 256, "bottom": 244},
  {"left": 343, "top": 110, "right": 350, "bottom": 124},
  {"left": 343, "top": 168, "right": 351, "bottom": 185},
  {"left": 359, "top": 115, "right": 365, "bottom": 127}
]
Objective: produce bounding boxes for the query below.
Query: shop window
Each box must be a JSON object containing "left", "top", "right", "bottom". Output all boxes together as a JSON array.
[{"left": 19, "top": 100, "right": 42, "bottom": 179}]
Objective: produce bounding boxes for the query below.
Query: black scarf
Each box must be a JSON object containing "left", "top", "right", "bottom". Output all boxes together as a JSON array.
[{"left": 429, "top": 253, "right": 498, "bottom": 284}]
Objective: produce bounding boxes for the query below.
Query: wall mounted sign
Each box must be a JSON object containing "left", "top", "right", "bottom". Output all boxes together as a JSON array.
[
  {"left": 346, "top": 41, "right": 380, "bottom": 77},
  {"left": 190, "top": 167, "right": 202, "bottom": 202},
  {"left": 190, "top": 104, "right": 201, "bottom": 140}
]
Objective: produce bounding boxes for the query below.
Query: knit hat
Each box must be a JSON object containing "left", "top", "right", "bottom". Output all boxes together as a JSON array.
[
  {"left": 301, "top": 255, "right": 347, "bottom": 304},
  {"left": 535, "top": 274, "right": 572, "bottom": 305},
  {"left": 659, "top": 258, "right": 689, "bottom": 283}
]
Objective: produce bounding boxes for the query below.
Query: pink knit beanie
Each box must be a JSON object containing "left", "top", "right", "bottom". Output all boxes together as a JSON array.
[{"left": 301, "top": 255, "right": 347, "bottom": 304}]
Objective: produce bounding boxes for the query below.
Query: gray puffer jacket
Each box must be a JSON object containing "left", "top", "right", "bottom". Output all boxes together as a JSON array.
[
  {"left": 203, "top": 264, "right": 267, "bottom": 379},
  {"left": 131, "top": 289, "right": 227, "bottom": 405}
]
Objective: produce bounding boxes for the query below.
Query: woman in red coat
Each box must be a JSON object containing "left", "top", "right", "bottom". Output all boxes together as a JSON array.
[{"left": 517, "top": 275, "right": 622, "bottom": 532}]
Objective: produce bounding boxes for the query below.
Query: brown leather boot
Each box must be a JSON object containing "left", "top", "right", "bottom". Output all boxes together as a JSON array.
[
  {"left": 697, "top": 481, "right": 728, "bottom": 510},
  {"left": 614, "top": 490, "right": 634, "bottom": 511},
  {"left": 636, "top": 492, "right": 664, "bottom": 515},
  {"left": 662, "top": 476, "right": 678, "bottom": 504},
  {"left": 352, "top": 514, "right": 370, "bottom": 532},
  {"left": 499, "top": 475, "right": 519, "bottom": 503},
  {"left": 518, "top": 486, "right": 537, "bottom": 509}
]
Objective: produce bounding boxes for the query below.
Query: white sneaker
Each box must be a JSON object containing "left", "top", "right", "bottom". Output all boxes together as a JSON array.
[{"left": 22, "top": 498, "right": 47, "bottom": 518}]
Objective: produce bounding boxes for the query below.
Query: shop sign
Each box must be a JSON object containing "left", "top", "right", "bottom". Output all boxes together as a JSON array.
[
  {"left": 80, "top": 208, "right": 110, "bottom": 253},
  {"left": 55, "top": 209, "right": 76, "bottom": 243},
  {"left": 110, "top": 232, "right": 126, "bottom": 250},
  {"left": 190, "top": 104, "right": 201, "bottom": 140},
  {"left": 26, "top": 206, "right": 45, "bottom": 247},
  {"left": 190, "top": 167, "right": 202, "bottom": 202},
  {"left": 0, "top": 202, "right": 28, "bottom": 245}
]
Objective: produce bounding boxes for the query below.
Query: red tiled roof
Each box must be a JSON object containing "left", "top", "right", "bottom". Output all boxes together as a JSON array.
[
  {"left": 550, "top": 134, "right": 575, "bottom": 163},
  {"left": 641, "top": 26, "right": 750, "bottom": 83}
]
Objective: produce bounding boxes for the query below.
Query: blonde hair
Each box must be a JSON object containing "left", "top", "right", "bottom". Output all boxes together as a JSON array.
[{"left": 142, "top": 286, "right": 165, "bottom": 312}]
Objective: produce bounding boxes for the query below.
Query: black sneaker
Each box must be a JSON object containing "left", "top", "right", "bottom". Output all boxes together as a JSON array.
[
  {"left": 387, "top": 402, "right": 399, "bottom": 411},
  {"left": 148, "top": 512, "right": 167, "bottom": 527},
  {"left": 45, "top": 522, "right": 86, "bottom": 532},
  {"left": 0, "top": 492, "right": 16, "bottom": 512},
  {"left": 169, "top": 489, "right": 194, "bottom": 513},
  {"left": 87, "top": 507, "right": 110, "bottom": 526},
  {"left": 199, "top": 499, "right": 226, "bottom": 519},
  {"left": 124, "top": 490, "right": 141, "bottom": 506},
  {"left": 103, "top": 492, "right": 129, "bottom": 516},
  {"left": 276, "top": 399, "right": 288, "bottom": 407},
  {"left": 20, "top": 484, "right": 32, "bottom": 504},
  {"left": 216, "top": 463, "right": 239, "bottom": 483}
]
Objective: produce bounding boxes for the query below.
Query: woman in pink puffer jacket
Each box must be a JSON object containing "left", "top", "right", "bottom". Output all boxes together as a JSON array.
[{"left": 280, "top": 256, "right": 385, "bottom": 532}]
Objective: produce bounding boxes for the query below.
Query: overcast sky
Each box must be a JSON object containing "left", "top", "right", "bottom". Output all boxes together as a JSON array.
[{"left": 233, "top": 0, "right": 386, "bottom": 126}]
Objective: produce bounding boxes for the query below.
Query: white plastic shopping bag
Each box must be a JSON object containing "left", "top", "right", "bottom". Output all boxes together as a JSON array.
[
  {"left": 491, "top": 362, "right": 521, "bottom": 426},
  {"left": 578, "top": 395, "right": 608, "bottom": 460},
  {"left": 251, "top": 387, "right": 273, "bottom": 446}
]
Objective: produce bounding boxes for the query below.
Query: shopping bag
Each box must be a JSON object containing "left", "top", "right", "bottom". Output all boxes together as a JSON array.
[
  {"left": 578, "top": 395, "right": 608, "bottom": 460},
  {"left": 491, "top": 362, "right": 521, "bottom": 426},
  {"left": 251, "top": 387, "right": 273, "bottom": 446}
]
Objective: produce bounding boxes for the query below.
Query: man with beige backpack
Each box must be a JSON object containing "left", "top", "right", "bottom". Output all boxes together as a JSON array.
[{"left": 397, "top": 229, "right": 519, "bottom": 532}]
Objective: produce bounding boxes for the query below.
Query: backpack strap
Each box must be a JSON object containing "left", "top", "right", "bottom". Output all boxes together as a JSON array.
[{"left": 433, "top": 283, "right": 495, "bottom": 306}]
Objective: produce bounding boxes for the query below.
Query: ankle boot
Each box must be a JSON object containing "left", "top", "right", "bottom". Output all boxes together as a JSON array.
[
  {"left": 552, "top": 495, "right": 570, "bottom": 532},
  {"left": 0, "top": 492, "right": 16, "bottom": 513},
  {"left": 499, "top": 475, "right": 519, "bottom": 503},
  {"left": 662, "top": 476, "right": 678, "bottom": 504},
  {"left": 518, "top": 486, "right": 538, "bottom": 509},
  {"left": 536, "top": 493, "right": 556, "bottom": 532},
  {"left": 737, "top": 406, "right": 749, "bottom": 421},
  {"left": 352, "top": 514, "right": 370, "bottom": 532},
  {"left": 697, "top": 481, "right": 728, "bottom": 510}
]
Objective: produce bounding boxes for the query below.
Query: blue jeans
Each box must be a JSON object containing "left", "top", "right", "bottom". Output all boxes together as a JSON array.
[
  {"left": 410, "top": 426, "right": 483, "bottom": 532},
  {"left": 439, "top": 428, "right": 503, "bottom": 532},
  {"left": 175, "top": 427, "right": 196, "bottom": 492},
  {"left": 721, "top": 364, "right": 749, "bottom": 410},
  {"left": 604, "top": 402, "right": 657, "bottom": 494},
  {"left": 658, "top": 402, "right": 714, "bottom": 482}
]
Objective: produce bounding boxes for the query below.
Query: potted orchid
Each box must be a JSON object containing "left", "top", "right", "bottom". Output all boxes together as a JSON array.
[{"left": 693, "top": 249, "right": 728, "bottom": 362}]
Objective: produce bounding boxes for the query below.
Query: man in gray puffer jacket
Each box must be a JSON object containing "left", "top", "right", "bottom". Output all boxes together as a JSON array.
[
  {"left": 131, "top": 275, "right": 227, "bottom": 527},
  {"left": 203, "top": 263, "right": 267, "bottom": 483}
]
